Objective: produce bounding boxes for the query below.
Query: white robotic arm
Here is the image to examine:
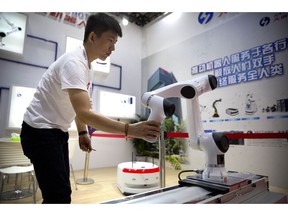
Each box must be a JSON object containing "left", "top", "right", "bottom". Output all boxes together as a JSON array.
[{"left": 142, "top": 74, "right": 230, "bottom": 182}]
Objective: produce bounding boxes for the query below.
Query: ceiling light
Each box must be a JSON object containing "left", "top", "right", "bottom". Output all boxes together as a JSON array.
[{"left": 122, "top": 17, "right": 129, "bottom": 26}]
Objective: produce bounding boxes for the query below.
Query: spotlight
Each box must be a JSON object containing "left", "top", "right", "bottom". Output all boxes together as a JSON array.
[{"left": 122, "top": 17, "right": 129, "bottom": 26}]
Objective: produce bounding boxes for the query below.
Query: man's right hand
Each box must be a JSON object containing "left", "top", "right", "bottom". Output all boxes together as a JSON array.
[{"left": 129, "top": 120, "right": 161, "bottom": 142}]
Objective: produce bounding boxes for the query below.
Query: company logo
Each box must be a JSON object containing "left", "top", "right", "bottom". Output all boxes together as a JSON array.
[
  {"left": 198, "top": 12, "right": 214, "bottom": 24},
  {"left": 259, "top": 16, "right": 270, "bottom": 27}
]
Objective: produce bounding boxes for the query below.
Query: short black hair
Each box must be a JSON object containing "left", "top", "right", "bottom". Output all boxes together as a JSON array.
[{"left": 84, "top": 13, "right": 122, "bottom": 42}]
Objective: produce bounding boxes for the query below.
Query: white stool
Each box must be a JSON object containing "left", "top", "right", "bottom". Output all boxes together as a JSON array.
[
  {"left": 0, "top": 165, "right": 37, "bottom": 203},
  {"left": 0, "top": 138, "right": 38, "bottom": 203}
]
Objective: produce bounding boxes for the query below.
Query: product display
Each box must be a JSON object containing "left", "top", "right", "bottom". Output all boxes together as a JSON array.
[
  {"left": 102, "top": 74, "right": 287, "bottom": 204},
  {"left": 225, "top": 108, "right": 239, "bottom": 116}
]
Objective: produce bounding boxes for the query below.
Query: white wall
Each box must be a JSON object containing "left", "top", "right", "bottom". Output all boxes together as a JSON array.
[
  {"left": 141, "top": 12, "right": 288, "bottom": 189},
  {"left": 0, "top": 12, "right": 142, "bottom": 171}
]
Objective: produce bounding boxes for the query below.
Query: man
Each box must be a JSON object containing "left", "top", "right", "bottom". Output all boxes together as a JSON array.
[{"left": 20, "top": 13, "right": 161, "bottom": 204}]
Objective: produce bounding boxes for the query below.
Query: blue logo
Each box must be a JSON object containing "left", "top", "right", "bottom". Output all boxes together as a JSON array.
[
  {"left": 198, "top": 12, "right": 214, "bottom": 24},
  {"left": 259, "top": 16, "right": 270, "bottom": 27}
]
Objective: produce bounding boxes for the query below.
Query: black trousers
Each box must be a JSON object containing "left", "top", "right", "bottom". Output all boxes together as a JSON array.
[{"left": 20, "top": 121, "right": 72, "bottom": 204}]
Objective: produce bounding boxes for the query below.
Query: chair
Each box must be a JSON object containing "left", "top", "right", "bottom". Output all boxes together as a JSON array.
[
  {"left": 69, "top": 138, "right": 78, "bottom": 190},
  {"left": 0, "top": 138, "right": 37, "bottom": 203},
  {"left": 0, "top": 165, "right": 36, "bottom": 203}
]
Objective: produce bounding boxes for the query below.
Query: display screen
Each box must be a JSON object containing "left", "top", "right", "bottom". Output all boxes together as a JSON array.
[
  {"left": 0, "top": 12, "right": 27, "bottom": 54},
  {"left": 7, "top": 85, "right": 77, "bottom": 131},
  {"left": 7, "top": 86, "right": 36, "bottom": 129},
  {"left": 98, "top": 90, "right": 136, "bottom": 119}
]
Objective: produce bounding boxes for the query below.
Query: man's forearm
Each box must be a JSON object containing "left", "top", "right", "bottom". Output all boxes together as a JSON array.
[{"left": 75, "top": 116, "right": 87, "bottom": 133}]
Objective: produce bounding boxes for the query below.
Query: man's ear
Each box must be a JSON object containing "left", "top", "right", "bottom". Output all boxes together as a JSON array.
[{"left": 88, "top": 32, "right": 95, "bottom": 43}]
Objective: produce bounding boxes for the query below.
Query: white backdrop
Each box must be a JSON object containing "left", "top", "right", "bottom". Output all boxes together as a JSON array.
[{"left": 142, "top": 12, "right": 288, "bottom": 189}]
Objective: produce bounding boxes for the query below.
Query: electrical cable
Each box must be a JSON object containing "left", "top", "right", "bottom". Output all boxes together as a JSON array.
[{"left": 177, "top": 169, "right": 203, "bottom": 181}]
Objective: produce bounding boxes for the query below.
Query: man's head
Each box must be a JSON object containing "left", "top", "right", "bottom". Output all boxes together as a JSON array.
[
  {"left": 83, "top": 13, "right": 122, "bottom": 62},
  {"left": 84, "top": 13, "right": 122, "bottom": 43}
]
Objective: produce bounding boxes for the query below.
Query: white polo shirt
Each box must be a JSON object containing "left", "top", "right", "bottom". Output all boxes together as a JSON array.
[{"left": 24, "top": 45, "right": 92, "bottom": 132}]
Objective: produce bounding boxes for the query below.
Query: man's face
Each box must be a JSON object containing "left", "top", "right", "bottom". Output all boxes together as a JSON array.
[{"left": 92, "top": 30, "right": 118, "bottom": 61}]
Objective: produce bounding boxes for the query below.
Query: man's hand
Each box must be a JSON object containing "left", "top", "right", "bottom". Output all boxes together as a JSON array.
[
  {"left": 129, "top": 120, "right": 161, "bottom": 142},
  {"left": 79, "top": 134, "right": 92, "bottom": 152}
]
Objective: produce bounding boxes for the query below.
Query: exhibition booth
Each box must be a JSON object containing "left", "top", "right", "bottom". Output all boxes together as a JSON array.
[{"left": 0, "top": 12, "right": 287, "bottom": 205}]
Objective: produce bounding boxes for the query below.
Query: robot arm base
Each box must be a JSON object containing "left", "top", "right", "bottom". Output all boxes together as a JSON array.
[{"left": 202, "top": 166, "right": 228, "bottom": 182}]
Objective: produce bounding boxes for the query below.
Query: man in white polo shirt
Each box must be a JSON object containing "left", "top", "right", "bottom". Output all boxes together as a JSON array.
[{"left": 20, "top": 13, "right": 161, "bottom": 204}]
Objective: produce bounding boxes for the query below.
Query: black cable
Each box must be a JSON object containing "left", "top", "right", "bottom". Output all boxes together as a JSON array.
[{"left": 178, "top": 169, "right": 203, "bottom": 181}]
